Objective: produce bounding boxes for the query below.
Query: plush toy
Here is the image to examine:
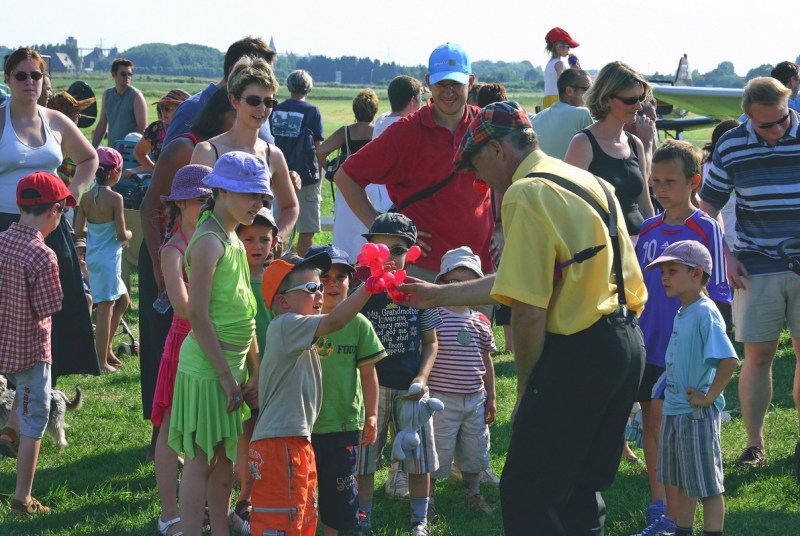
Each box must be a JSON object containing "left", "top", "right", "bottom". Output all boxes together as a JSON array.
[{"left": 391, "top": 383, "right": 445, "bottom": 462}]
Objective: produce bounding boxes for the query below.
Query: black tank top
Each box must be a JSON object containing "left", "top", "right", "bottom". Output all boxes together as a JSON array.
[{"left": 580, "top": 129, "right": 645, "bottom": 234}]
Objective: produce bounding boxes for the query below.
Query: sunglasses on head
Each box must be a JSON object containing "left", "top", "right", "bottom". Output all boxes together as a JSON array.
[
  {"left": 282, "top": 281, "right": 324, "bottom": 295},
  {"left": 242, "top": 95, "right": 278, "bottom": 108},
  {"left": 389, "top": 245, "right": 409, "bottom": 257},
  {"left": 612, "top": 94, "right": 646, "bottom": 106},
  {"left": 757, "top": 112, "right": 790, "bottom": 130},
  {"left": 13, "top": 70, "right": 43, "bottom": 82}
]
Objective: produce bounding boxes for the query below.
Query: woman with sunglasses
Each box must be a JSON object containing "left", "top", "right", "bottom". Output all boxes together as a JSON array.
[
  {"left": 191, "top": 55, "right": 298, "bottom": 256},
  {"left": 0, "top": 47, "right": 100, "bottom": 382},
  {"left": 565, "top": 61, "right": 656, "bottom": 236}
]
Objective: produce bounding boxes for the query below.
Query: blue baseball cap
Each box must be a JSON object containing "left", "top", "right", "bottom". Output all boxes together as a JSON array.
[
  {"left": 428, "top": 43, "right": 471, "bottom": 85},
  {"left": 305, "top": 244, "right": 354, "bottom": 272}
]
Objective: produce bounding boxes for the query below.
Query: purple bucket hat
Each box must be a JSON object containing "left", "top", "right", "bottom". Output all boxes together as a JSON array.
[
  {"left": 202, "top": 151, "right": 273, "bottom": 200},
  {"left": 161, "top": 164, "right": 213, "bottom": 203}
]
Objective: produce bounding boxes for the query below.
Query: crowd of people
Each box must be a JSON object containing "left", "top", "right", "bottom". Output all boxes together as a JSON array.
[{"left": 1, "top": 28, "right": 800, "bottom": 536}]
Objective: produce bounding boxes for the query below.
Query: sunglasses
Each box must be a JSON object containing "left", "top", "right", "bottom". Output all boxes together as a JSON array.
[
  {"left": 282, "top": 282, "right": 324, "bottom": 295},
  {"left": 56, "top": 202, "right": 69, "bottom": 214},
  {"left": 117, "top": 71, "right": 133, "bottom": 78},
  {"left": 242, "top": 95, "right": 279, "bottom": 108},
  {"left": 757, "top": 112, "right": 790, "bottom": 130},
  {"left": 612, "top": 94, "right": 646, "bottom": 105},
  {"left": 13, "top": 70, "right": 43, "bottom": 82},
  {"left": 389, "top": 245, "right": 409, "bottom": 257}
]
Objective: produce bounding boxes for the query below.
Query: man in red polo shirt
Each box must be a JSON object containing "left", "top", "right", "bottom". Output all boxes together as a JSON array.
[{"left": 334, "top": 43, "right": 494, "bottom": 282}]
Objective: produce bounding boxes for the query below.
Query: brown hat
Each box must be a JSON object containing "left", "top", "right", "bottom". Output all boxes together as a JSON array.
[
  {"left": 153, "top": 88, "right": 191, "bottom": 106},
  {"left": 47, "top": 91, "right": 95, "bottom": 117}
]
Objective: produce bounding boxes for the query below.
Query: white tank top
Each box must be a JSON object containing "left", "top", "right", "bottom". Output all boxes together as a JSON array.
[
  {"left": 0, "top": 104, "right": 63, "bottom": 213},
  {"left": 544, "top": 58, "right": 565, "bottom": 96}
]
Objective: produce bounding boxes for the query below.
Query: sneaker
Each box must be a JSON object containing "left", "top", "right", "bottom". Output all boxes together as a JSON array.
[
  {"left": 410, "top": 520, "right": 429, "bottom": 536},
  {"left": 465, "top": 493, "right": 495, "bottom": 515},
  {"left": 386, "top": 465, "right": 410, "bottom": 498},
  {"left": 631, "top": 515, "right": 676, "bottom": 536},
  {"left": 795, "top": 441, "right": 800, "bottom": 483},
  {"left": 10, "top": 497, "right": 52, "bottom": 516},
  {"left": 737, "top": 446, "right": 766, "bottom": 468},
  {"left": 645, "top": 500, "right": 666, "bottom": 526},
  {"left": 480, "top": 467, "right": 501, "bottom": 487}
]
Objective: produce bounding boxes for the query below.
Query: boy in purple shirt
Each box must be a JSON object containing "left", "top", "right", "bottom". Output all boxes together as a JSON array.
[{"left": 633, "top": 140, "right": 731, "bottom": 535}]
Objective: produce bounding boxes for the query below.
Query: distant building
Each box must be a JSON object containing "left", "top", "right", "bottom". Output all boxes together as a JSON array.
[
  {"left": 269, "top": 36, "right": 276, "bottom": 53},
  {"left": 83, "top": 47, "right": 106, "bottom": 71},
  {"left": 51, "top": 52, "right": 76, "bottom": 73}
]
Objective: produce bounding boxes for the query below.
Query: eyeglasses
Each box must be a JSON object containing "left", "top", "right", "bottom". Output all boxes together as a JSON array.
[
  {"left": 434, "top": 81, "right": 464, "bottom": 91},
  {"left": 756, "top": 112, "right": 790, "bottom": 130},
  {"left": 282, "top": 282, "right": 324, "bottom": 295},
  {"left": 569, "top": 85, "right": 590, "bottom": 92},
  {"left": 13, "top": 70, "right": 43, "bottom": 82},
  {"left": 242, "top": 95, "right": 279, "bottom": 108},
  {"left": 117, "top": 71, "right": 133, "bottom": 78},
  {"left": 612, "top": 94, "right": 646, "bottom": 105},
  {"left": 159, "top": 104, "right": 177, "bottom": 113},
  {"left": 389, "top": 245, "right": 409, "bottom": 257}
]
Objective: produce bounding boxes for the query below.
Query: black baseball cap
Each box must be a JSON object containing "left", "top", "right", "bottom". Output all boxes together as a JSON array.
[{"left": 362, "top": 212, "right": 417, "bottom": 245}]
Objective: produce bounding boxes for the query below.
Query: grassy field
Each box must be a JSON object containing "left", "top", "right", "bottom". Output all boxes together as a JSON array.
[{"left": 1, "top": 77, "right": 798, "bottom": 535}]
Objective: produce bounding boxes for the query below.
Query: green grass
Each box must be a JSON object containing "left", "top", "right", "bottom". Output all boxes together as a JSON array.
[{"left": 3, "top": 79, "right": 799, "bottom": 534}]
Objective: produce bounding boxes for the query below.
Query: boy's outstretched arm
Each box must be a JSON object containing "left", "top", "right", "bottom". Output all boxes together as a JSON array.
[
  {"left": 687, "top": 357, "right": 739, "bottom": 408},
  {"left": 316, "top": 285, "right": 371, "bottom": 338}
]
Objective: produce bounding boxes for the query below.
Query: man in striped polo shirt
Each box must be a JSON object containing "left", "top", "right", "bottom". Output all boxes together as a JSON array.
[{"left": 700, "top": 76, "right": 800, "bottom": 476}]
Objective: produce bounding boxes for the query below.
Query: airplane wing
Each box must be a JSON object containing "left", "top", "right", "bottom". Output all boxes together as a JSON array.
[{"left": 652, "top": 86, "right": 743, "bottom": 120}]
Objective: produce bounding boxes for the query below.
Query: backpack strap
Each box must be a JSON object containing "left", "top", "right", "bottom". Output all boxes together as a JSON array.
[
  {"left": 344, "top": 125, "right": 351, "bottom": 156},
  {"left": 394, "top": 171, "right": 457, "bottom": 212},
  {"left": 525, "top": 172, "right": 628, "bottom": 311}
]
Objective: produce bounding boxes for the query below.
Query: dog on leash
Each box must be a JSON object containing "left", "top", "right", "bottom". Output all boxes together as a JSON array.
[{"left": 0, "top": 375, "right": 83, "bottom": 450}]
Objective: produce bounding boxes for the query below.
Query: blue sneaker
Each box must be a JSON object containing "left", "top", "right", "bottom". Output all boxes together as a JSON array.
[
  {"left": 645, "top": 500, "right": 666, "bottom": 525},
  {"left": 631, "top": 515, "right": 677, "bottom": 536},
  {"left": 356, "top": 509, "right": 371, "bottom": 535}
]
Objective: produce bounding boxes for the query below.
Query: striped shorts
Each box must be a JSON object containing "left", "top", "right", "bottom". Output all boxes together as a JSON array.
[{"left": 657, "top": 405, "right": 724, "bottom": 498}]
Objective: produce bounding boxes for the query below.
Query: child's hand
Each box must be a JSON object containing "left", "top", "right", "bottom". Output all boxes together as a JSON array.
[
  {"left": 485, "top": 397, "right": 497, "bottom": 425},
  {"left": 406, "top": 378, "right": 428, "bottom": 401},
  {"left": 686, "top": 387, "right": 711, "bottom": 408},
  {"left": 222, "top": 375, "right": 244, "bottom": 413},
  {"left": 242, "top": 379, "right": 259, "bottom": 409},
  {"left": 360, "top": 416, "right": 377, "bottom": 446}
]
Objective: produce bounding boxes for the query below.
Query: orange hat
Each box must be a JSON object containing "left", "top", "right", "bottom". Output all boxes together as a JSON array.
[{"left": 261, "top": 253, "right": 332, "bottom": 308}]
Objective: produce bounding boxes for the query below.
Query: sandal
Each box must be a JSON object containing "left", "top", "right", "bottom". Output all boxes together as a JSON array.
[
  {"left": 0, "top": 427, "right": 19, "bottom": 459},
  {"left": 10, "top": 497, "right": 52, "bottom": 516},
  {"left": 157, "top": 515, "right": 182, "bottom": 536}
]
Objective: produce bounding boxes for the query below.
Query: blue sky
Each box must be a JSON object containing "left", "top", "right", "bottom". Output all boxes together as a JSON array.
[{"left": 9, "top": 0, "right": 795, "bottom": 79}]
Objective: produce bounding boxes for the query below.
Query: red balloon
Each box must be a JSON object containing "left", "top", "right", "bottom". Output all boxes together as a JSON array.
[
  {"left": 356, "top": 252, "right": 369, "bottom": 266},
  {"left": 393, "top": 269, "right": 407, "bottom": 284},
  {"left": 388, "top": 288, "right": 406, "bottom": 302},
  {"left": 406, "top": 245, "right": 422, "bottom": 263},
  {"left": 376, "top": 243, "right": 390, "bottom": 263},
  {"left": 365, "top": 276, "right": 386, "bottom": 294},
  {"left": 383, "top": 271, "right": 396, "bottom": 286}
]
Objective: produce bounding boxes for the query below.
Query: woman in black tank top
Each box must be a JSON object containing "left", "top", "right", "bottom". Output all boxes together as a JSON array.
[{"left": 565, "top": 61, "right": 655, "bottom": 235}]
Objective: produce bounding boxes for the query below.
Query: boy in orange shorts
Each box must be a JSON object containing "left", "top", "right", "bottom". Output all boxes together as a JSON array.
[{"left": 248, "top": 251, "right": 372, "bottom": 536}]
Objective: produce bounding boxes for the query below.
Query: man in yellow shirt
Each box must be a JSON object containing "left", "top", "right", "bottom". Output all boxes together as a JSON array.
[{"left": 402, "top": 101, "right": 647, "bottom": 535}]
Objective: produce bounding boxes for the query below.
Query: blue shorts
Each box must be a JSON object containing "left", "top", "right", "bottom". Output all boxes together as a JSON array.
[
  {"left": 6, "top": 362, "right": 51, "bottom": 439},
  {"left": 657, "top": 406, "right": 724, "bottom": 498},
  {"left": 311, "top": 431, "right": 359, "bottom": 531}
]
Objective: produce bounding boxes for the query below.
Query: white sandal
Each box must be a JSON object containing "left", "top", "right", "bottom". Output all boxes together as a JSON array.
[{"left": 157, "top": 515, "right": 182, "bottom": 536}]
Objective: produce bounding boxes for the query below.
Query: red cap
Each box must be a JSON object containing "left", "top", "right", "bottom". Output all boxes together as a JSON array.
[
  {"left": 545, "top": 27, "right": 580, "bottom": 48},
  {"left": 17, "top": 171, "right": 76, "bottom": 207}
]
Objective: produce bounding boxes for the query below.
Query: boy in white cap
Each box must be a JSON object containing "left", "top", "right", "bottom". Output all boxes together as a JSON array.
[
  {"left": 645, "top": 240, "right": 739, "bottom": 536},
  {"left": 427, "top": 247, "right": 497, "bottom": 519}
]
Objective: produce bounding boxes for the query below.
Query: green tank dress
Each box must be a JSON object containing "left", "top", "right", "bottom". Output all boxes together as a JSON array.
[{"left": 168, "top": 212, "right": 256, "bottom": 463}]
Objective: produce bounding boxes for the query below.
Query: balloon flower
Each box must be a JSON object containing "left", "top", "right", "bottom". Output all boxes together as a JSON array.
[{"left": 356, "top": 242, "right": 422, "bottom": 302}]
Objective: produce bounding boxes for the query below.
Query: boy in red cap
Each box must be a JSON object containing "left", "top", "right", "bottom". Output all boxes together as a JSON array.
[{"left": 0, "top": 171, "right": 74, "bottom": 516}]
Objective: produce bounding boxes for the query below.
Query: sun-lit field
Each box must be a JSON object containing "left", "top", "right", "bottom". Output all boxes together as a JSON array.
[{"left": 2, "top": 76, "right": 799, "bottom": 535}]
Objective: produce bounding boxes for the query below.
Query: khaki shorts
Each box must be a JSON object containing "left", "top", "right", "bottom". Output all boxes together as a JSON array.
[
  {"left": 733, "top": 272, "right": 800, "bottom": 342},
  {"left": 297, "top": 181, "right": 322, "bottom": 233},
  {"left": 430, "top": 390, "right": 490, "bottom": 479}
]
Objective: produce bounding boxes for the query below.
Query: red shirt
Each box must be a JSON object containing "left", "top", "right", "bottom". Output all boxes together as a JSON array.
[
  {"left": 0, "top": 222, "right": 63, "bottom": 373},
  {"left": 342, "top": 104, "right": 494, "bottom": 273}
]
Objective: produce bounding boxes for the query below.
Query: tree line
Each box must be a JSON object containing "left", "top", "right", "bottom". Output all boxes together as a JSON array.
[{"left": 2, "top": 41, "right": 797, "bottom": 89}]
